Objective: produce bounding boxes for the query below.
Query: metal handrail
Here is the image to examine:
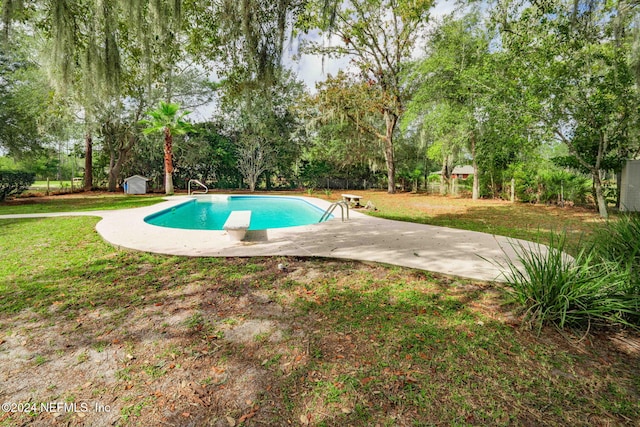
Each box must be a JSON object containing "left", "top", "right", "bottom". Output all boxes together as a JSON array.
[
  {"left": 188, "top": 179, "right": 208, "bottom": 195},
  {"left": 319, "top": 201, "right": 349, "bottom": 223}
]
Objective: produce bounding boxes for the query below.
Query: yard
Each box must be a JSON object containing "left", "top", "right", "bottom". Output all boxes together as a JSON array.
[{"left": 0, "top": 192, "right": 638, "bottom": 426}]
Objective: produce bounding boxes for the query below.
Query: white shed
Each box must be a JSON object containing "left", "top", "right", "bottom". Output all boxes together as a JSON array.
[
  {"left": 620, "top": 160, "right": 640, "bottom": 212},
  {"left": 123, "top": 175, "right": 149, "bottom": 195}
]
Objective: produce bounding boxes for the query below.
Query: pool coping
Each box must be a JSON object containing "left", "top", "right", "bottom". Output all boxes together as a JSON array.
[{"left": 1, "top": 195, "right": 537, "bottom": 282}]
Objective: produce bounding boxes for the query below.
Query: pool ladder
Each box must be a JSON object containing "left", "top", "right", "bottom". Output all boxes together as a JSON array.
[
  {"left": 188, "top": 179, "right": 208, "bottom": 195},
  {"left": 319, "top": 201, "right": 349, "bottom": 222}
]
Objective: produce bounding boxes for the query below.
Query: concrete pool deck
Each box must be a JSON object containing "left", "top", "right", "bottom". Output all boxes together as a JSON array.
[{"left": 0, "top": 195, "right": 536, "bottom": 282}]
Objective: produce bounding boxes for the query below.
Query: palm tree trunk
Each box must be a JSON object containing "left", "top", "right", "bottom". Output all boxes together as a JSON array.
[{"left": 164, "top": 128, "right": 174, "bottom": 195}]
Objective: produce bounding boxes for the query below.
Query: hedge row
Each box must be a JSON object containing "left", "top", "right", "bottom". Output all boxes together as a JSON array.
[{"left": 0, "top": 170, "right": 35, "bottom": 201}]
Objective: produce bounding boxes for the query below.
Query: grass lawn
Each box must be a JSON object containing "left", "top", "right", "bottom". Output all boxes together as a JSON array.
[
  {"left": 31, "top": 180, "right": 76, "bottom": 189},
  {"left": 0, "top": 193, "right": 165, "bottom": 215},
  {"left": 0, "top": 194, "right": 638, "bottom": 426}
]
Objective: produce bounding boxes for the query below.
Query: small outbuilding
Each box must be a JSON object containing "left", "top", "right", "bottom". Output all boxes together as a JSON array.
[
  {"left": 123, "top": 175, "right": 150, "bottom": 195},
  {"left": 451, "top": 165, "right": 475, "bottom": 180},
  {"left": 620, "top": 160, "right": 640, "bottom": 212}
]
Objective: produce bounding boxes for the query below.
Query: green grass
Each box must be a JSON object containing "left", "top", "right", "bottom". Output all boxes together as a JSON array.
[
  {"left": 287, "top": 270, "right": 639, "bottom": 425},
  {"left": 0, "top": 217, "right": 176, "bottom": 314},
  {"left": 0, "top": 194, "right": 165, "bottom": 215},
  {"left": 31, "top": 180, "right": 76, "bottom": 189}
]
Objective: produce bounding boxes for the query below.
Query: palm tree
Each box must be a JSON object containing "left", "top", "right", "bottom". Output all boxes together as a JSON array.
[{"left": 140, "top": 101, "right": 192, "bottom": 195}]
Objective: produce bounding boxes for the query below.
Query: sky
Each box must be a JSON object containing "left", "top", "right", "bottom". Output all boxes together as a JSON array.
[{"left": 190, "top": 0, "right": 458, "bottom": 122}]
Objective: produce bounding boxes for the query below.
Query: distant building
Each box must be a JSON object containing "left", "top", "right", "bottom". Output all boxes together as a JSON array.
[
  {"left": 451, "top": 165, "right": 474, "bottom": 180},
  {"left": 123, "top": 175, "right": 149, "bottom": 195}
]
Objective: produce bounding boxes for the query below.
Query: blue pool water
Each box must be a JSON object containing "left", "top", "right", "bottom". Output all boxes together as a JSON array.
[{"left": 145, "top": 196, "right": 329, "bottom": 230}]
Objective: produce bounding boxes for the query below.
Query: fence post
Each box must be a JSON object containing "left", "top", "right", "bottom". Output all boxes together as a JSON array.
[{"left": 47, "top": 178, "right": 50, "bottom": 196}]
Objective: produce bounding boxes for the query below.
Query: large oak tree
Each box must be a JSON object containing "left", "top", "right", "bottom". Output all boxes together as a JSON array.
[{"left": 299, "top": 0, "right": 435, "bottom": 193}]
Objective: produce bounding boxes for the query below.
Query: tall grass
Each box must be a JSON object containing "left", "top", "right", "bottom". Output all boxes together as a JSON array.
[
  {"left": 590, "top": 213, "right": 640, "bottom": 323},
  {"left": 590, "top": 213, "right": 640, "bottom": 278},
  {"left": 502, "top": 232, "right": 639, "bottom": 332}
]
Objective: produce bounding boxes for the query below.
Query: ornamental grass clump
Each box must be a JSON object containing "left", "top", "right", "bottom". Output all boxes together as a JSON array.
[
  {"left": 590, "top": 213, "right": 640, "bottom": 278},
  {"left": 502, "top": 232, "right": 639, "bottom": 332},
  {"left": 589, "top": 213, "right": 640, "bottom": 322}
]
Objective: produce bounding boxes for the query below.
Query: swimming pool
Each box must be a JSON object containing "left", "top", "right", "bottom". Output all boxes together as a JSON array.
[{"left": 144, "top": 195, "right": 330, "bottom": 230}]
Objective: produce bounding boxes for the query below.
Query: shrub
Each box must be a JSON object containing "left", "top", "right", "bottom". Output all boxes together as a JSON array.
[
  {"left": 502, "top": 232, "right": 639, "bottom": 332},
  {"left": 0, "top": 170, "right": 35, "bottom": 201},
  {"left": 507, "top": 163, "right": 591, "bottom": 205}
]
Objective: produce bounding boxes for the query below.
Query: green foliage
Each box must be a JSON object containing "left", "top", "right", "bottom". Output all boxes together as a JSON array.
[
  {"left": 172, "top": 122, "right": 240, "bottom": 190},
  {"left": 140, "top": 101, "right": 193, "bottom": 136},
  {"left": 16, "top": 152, "right": 62, "bottom": 180},
  {"left": 502, "top": 232, "right": 640, "bottom": 331},
  {"left": 404, "top": 11, "right": 542, "bottom": 199},
  {"left": 212, "top": 0, "right": 297, "bottom": 92},
  {"left": 298, "top": 159, "right": 377, "bottom": 190},
  {"left": 0, "top": 170, "right": 35, "bottom": 200},
  {"left": 299, "top": 160, "right": 332, "bottom": 188},
  {"left": 491, "top": 0, "right": 640, "bottom": 217},
  {"left": 0, "top": 45, "right": 53, "bottom": 156},
  {"left": 507, "top": 163, "right": 591, "bottom": 205},
  {"left": 217, "top": 69, "right": 306, "bottom": 190},
  {"left": 0, "top": 155, "right": 59, "bottom": 178}
]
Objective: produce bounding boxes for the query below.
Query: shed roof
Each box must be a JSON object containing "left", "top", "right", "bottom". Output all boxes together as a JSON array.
[
  {"left": 124, "top": 175, "right": 150, "bottom": 182},
  {"left": 452, "top": 165, "right": 474, "bottom": 175}
]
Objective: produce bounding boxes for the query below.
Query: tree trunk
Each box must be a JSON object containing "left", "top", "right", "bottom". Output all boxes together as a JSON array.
[
  {"left": 440, "top": 158, "right": 447, "bottom": 195},
  {"left": 108, "top": 152, "right": 126, "bottom": 193},
  {"left": 265, "top": 172, "right": 272, "bottom": 190},
  {"left": 110, "top": 134, "right": 136, "bottom": 193},
  {"left": 383, "top": 111, "right": 396, "bottom": 194},
  {"left": 472, "top": 164, "right": 480, "bottom": 200},
  {"left": 164, "top": 128, "right": 174, "bottom": 195},
  {"left": 108, "top": 167, "right": 120, "bottom": 192},
  {"left": 108, "top": 149, "right": 117, "bottom": 192},
  {"left": 616, "top": 169, "right": 622, "bottom": 209},
  {"left": 471, "top": 133, "right": 479, "bottom": 200},
  {"left": 593, "top": 171, "right": 609, "bottom": 219},
  {"left": 84, "top": 131, "right": 93, "bottom": 191},
  {"left": 592, "top": 132, "right": 608, "bottom": 218}
]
